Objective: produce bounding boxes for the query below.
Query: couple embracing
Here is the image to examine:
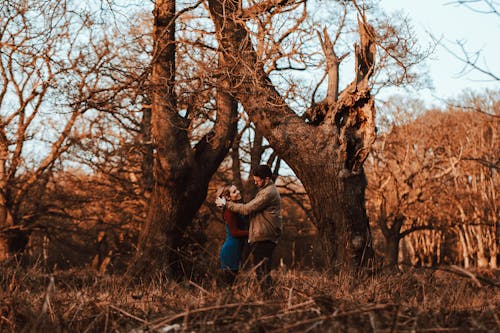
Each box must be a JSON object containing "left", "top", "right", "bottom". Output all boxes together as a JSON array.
[{"left": 215, "top": 165, "right": 282, "bottom": 295}]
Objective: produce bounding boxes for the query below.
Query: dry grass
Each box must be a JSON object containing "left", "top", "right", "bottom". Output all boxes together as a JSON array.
[{"left": 0, "top": 262, "right": 498, "bottom": 332}]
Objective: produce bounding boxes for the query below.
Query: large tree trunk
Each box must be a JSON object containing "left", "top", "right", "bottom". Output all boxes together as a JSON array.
[
  {"left": 136, "top": 174, "right": 214, "bottom": 277},
  {"left": 130, "top": 0, "right": 238, "bottom": 279},
  {"left": 298, "top": 167, "right": 374, "bottom": 267},
  {"left": 208, "top": 0, "right": 376, "bottom": 269}
]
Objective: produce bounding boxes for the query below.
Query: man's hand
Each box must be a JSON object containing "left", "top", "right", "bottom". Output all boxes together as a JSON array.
[{"left": 215, "top": 197, "right": 226, "bottom": 208}]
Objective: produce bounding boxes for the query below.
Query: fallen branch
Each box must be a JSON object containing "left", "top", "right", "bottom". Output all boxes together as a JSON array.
[
  {"left": 268, "top": 303, "right": 395, "bottom": 333},
  {"left": 449, "top": 265, "right": 482, "bottom": 288},
  {"left": 148, "top": 302, "right": 271, "bottom": 330},
  {"left": 446, "top": 265, "right": 499, "bottom": 288},
  {"left": 108, "top": 304, "right": 147, "bottom": 324}
]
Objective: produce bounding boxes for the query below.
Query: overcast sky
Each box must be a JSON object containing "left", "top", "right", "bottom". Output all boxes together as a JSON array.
[{"left": 378, "top": 0, "right": 499, "bottom": 105}]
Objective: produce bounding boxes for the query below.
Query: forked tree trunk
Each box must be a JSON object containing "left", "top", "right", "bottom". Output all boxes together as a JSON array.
[
  {"left": 208, "top": 0, "right": 376, "bottom": 269},
  {"left": 130, "top": 0, "right": 238, "bottom": 279}
]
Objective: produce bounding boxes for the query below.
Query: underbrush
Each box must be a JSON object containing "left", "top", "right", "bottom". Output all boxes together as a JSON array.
[{"left": 0, "top": 262, "right": 498, "bottom": 332}]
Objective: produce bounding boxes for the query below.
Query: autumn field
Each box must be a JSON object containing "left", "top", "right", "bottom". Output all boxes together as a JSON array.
[
  {"left": 1, "top": 261, "right": 498, "bottom": 333},
  {"left": 1, "top": 1, "right": 499, "bottom": 332}
]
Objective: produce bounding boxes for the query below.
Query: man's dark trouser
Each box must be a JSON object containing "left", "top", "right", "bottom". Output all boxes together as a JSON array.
[{"left": 250, "top": 241, "right": 276, "bottom": 294}]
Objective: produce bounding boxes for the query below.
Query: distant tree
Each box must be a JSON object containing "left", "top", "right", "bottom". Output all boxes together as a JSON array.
[
  {"left": 366, "top": 105, "right": 459, "bottom": 267},
  {"left": 443, "top": 96, "right": 498, "bottom": 268},
  {"left": 366, "top": 92, "right": 499, "bottom": 268},
  {"left": 0, "top": 0, "right": 110, "bottom": 259}
]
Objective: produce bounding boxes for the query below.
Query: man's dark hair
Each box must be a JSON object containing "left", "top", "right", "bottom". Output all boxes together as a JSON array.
[{"left": 252, "top": 164, "right": 273, "bottom": 179}]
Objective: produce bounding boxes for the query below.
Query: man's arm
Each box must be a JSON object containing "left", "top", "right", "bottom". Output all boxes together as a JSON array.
[{"left": 226, "top": 189, "right": 272, "bottom": 215}]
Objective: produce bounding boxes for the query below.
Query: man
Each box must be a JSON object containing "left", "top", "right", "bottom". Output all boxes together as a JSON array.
[{"left": 215, "top": 164, "right": 282, "bottom": 295}]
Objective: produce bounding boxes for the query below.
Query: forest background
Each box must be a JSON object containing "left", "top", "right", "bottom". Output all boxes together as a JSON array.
[{"left": 0, "top": 0, "right": 498, "bottom": 332}]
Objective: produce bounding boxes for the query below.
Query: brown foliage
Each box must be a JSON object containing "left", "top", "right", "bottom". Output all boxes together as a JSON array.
[{"left": 366, "top": 94, "right": 499, "bottom": 268}]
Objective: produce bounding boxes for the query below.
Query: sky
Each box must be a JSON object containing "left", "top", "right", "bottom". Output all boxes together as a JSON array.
[{"left": 378, "top": 0, "right": 500, "bottom": 106}]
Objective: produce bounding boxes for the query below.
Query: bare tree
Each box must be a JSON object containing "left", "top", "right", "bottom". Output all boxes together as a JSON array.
[
  {"left": 129, "top": 0, "right": 240, "bottom": 278},
  {"left": 205, "top": 0, "right": 376, "bottom": 269},
  {"left": 0, "top": 0, "right": 103, "bottom": 259}
]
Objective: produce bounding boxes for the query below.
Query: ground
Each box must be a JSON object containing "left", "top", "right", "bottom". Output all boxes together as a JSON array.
[{"left": 0, "top": 263, "right": 498, "bottom": 332}]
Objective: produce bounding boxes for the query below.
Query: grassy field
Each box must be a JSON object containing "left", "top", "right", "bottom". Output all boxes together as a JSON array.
[{"left": 1, "top": 263, "right": 498, "bottom": 332}]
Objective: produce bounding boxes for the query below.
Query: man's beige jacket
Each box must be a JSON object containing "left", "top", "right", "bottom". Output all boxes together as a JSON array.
[{"left": 226, "top": 181, "right": 282, "bottom": 243}]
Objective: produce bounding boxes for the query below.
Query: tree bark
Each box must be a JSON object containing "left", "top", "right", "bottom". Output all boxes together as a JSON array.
[
  {"left": 140, "top": 104, "right": 154, "bottom": 196},
  {"left": 208, "top": 0, "right": 376, "bottom": 269}
]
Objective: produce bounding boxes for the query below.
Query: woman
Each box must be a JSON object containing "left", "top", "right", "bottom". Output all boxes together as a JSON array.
[{"left": 217, "top": 184, "right": 249, "bottom": 285}]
